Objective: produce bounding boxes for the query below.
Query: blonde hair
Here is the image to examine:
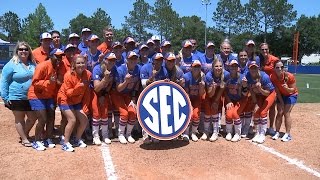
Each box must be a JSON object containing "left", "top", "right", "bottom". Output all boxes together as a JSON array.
[
  {"left": 212, "top": 58, "right": 225, "bottom": 84},
  {"left": 11, "top": 41, "right": 35, "bottom": 64},
  {"left": 71, "top": 55, "right": 85, "bottom": 71}
]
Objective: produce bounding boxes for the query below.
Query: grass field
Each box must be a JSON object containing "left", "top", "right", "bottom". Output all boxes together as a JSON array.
[{"left": 295, "top": 74, "right": 320, "bottom": 103}]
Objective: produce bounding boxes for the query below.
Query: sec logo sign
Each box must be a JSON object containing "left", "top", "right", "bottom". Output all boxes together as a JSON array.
[{"left": 137, "top": 81, "right": 192, "bottom": 140}]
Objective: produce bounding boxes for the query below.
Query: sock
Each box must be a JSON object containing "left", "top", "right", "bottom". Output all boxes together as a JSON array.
[
  {"left": 254, "top": 118, "right": 260, "bottom": 134},
  {"left": 126, "top": 124, "right": 134, "bottom": 137},
  {"left": 212, "top": 114, "right": 219, "bottom": 133},
  {"left": 203, "top": 115, "right": 211, "bottom": 133},
  {"left": 101, "top": 119, "right": 109, "bottom": 139},
  {"left": 92, "top": 119, "right": 100, "bottom": 138},
  {"left": 225, "top": 120, "right": 233, "bottom": 134},
  {"left": 191, "top": 125, "right": 198, "bottom": 134},
  {"left": 234, "top": 118, "right": 242, "bottom": 135},
  {"left": 260, "top": 117, "right": 268, "bottom": 135}
]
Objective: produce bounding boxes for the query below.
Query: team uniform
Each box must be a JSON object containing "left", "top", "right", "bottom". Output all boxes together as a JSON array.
[
  {"left": 98, "top": 42, "right": 112, "bottom": 55},
  {"left": 270, "top": 71, "right": 298, "bottom": 104},
  {"left": 140, "top": 63, "right": 169, "bottom": 82},
  {"left": 216, "top": 53, "right": 237, "bottom": 72},
  {"left": 180, "top": 54, "right": 204, "bottom": 73},
  {"left": 80, "top": 49, "right": 102, "bottom": 72},
  {"left": 261, "top": 54, "right": 279, "bottom": 76}
]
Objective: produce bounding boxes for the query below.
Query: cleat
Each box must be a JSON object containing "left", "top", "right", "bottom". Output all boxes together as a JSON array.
[
  {"left": 200, "top": 132, "right": 208, "bottom": 140},
  {"left": 272, "top": 132, "right": 280, "bottom": 140},
  {"left": 281, "top": 133, "right": 292, "bottom": 142},
  {"left": 43, "top": 138, "right": 56, "bottom": 148},
  {"left": 32, "top": 141, "right": 46, "bottom": 151},
  {"left": 118, "top": 135, "right": 127, "bottom": 144},
  {"left": 74, "top": 139, "right": 87, "bottom": 148},
  {"left": 256, "top": 134, "right": 265, "bottom": 144},
  {"left": 252, "top": 133, "right": 260, "bottom": 143},
  {"left": 182, "top": 134, "right": 190, "bottom": 142},
  {"left": 191, "top": 133, "right": 198, "bottom": 142},
  {"left": 93, "top": 137, "right": 102, "bottom": 145},
  {"left": 127, "top": 136, "right": 135, "bottom": 144},
  {"left": 209, "top": 133, "right": 218, "bottom": 142},
  {"left": 225, "top": 133, "right": 232, "bottom": 141},
  {"left": 231, "top": 133, "right": 241, "bottom": 142}
]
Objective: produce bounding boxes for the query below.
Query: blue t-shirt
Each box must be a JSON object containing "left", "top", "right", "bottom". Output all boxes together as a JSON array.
[
  {"left": 216, "top": 53, "right": 237, "bottom": 72},
  {"left": 140, "top": 63, "right": 168, "bottom": 80},
  {"left": 246, "top": 71, "right": 275, "bottom": 95},
  {"left": 183, "top": 72, "right": 203, "bottom": 98},
  {"left": 200, "top": 54, "right": 216, "bottom": 74},
  {"left": 205, "top": 70, "right": 230, "bottom": 87},
  {"left": 115, "top": 57, "right": 125, "bottom": 68},
  {"left": 0, "top": 60, "right": 36, "bottom": 102},
  {"left": 78, "top": 41, "right": 88, "bottom": 53},
  {"left": 115, "top": 64, "right": 141, "bottom": 93},
  {"left": 92, "top": 64, "right": 117, "bottom": 91},
  {"left": 81, "top": 50, "right": 102, "bottom": 72},
  {"left": 180, "top": 54, "right": 204, "bottom": 73},
  {"left": 225, "top": 73, "right": 245, "bottom": 101},
  {"left": 165, "top": 65, "right": 184, "bottom": 82}
]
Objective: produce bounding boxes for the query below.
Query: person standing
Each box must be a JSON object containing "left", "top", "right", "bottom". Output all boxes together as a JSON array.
[{"left": 32, "top": 32, "right": 52, "bottom": 64}]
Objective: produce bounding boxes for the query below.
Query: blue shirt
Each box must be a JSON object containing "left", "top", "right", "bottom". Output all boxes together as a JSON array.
[
  {"left": 92, "top": 64, "right": 117, "bottom": 91},
  {"left": 140, "top": 63, "right": 168, "bottom": 80},
  {"left": 180, "top": 54, "right": 204, "bottom": 73},
  {"left": 81, "top": 50, "right": 102, "bottom": 72},
  {"left": 200, "top": 54, "right": 216, "bottom": 74},
  {"left": 183, "top": 72, "right": 203, "bottom": 97},
  {"left": 246, "top": 71, "right": 275, "bottom": 95},
  {"left": 216, "top": 53, "right": 237, "bottom": 72},
  {"left": 225, "top": 73, "right": 245, "bottom": 101},
  {"left": 115, "top": 64, "right": 141, "bottom": 93},
  {"left": 0, "top": 60, "right": 36, "bottom": 102},
  {"left": 165, "top": 65, "right": 184, "bottom": 82},
  {"left": 78, "top": 41, "right": 88, "bottom": 53},
  {"left": 205, "top": 70, "right": 230, "bottom": 87},
  {"left": 115, "top": 57, "right": 125, "bottom": 68}
]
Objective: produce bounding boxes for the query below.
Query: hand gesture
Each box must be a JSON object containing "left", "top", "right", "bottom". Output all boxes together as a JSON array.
[
  {"left": 220, "top": 81, "right": 225, "bottom": 89},
  {"left": 282, "top": 83, "right": 288, "bottom": 89},
  {"left": 128, "top": 100, "right": 136, "bottom": 110},
  {"left": 255, "top": 82, "right": 261, "bottom": 89},
  {"left": 242, "top": 77, "right": 248, "bottom": 87},
  {"left": 50, "top": 74, "right": 57, "bottom": 82},
  {"left": 98, "top": 53, "right": 105, "bottom": 63},
  {"left": 104, "top": 69, "right": 111, "bottom": 77},
  {"left": 226, "top": 102, "right": 233, "bottom": 110},
  {"left": 125, "top": 73, "right": 132, "bottom": 82}
]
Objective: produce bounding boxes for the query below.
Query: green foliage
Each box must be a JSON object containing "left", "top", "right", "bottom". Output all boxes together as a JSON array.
[
  {"left": 113, "top": 25, "right": 132, "bottom": 43},
  {"left": 124, "top": 0, "right": 153, "bottom": 42},
  {"left": 0, "top": 11, "right": 21, "bottom": 42},
  {"left": 20, "top": 3, "right": 54, "bottom": 48},
  {"left": 0, "top": 32, "right": 8, "bottom": 41},
  {"left": 295, "top": 74, "right": 320, "bottom": 103}
]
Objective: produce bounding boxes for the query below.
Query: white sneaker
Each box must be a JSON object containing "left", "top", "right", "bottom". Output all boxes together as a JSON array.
[
  {"left": 182, "top": 134, "right": 190, "bottom": 142},
  {"left": 241, "top": 134, "right": 247, "bottom": 138},
  {"left": 103, "top": 137, "right": 111, "bottom": 144},
  {"left": 127, "top": 135, "right": 135, "bottom": 144},
  {"left": 191, "top": 133, "right": 198, "bottom": 142},
  {"left": 225, "top": 133, "right": 232, "bottom": 141},
  {"left": 272, "top": 132, "right": 280, "bottom": 140},
  {"left": 252, "top": 133, "right": 260, "bottom": 143},
  {"left": 32, "top": 141, "right": 46, "bottom": 151},
  {"left": 44, "top": 138, "right": 56, "bottom": 148},
  {"left": 231, "top": 133, "right": 241, "bottom": 142},
  {"left": 93, "top": 137, "right": 102, "bottom": 145},
  {"left": 200, "top": 132, "right": 208, "bottom": 140},
  {"left": 62, "top": 142, "right": 74, "bottom": 152},
  {"left": 74, "top": 139, "right": 87, "bottom": 148},
  {"left": 257, "top": 134, "right": 265, "bottom": 144},
  {"left": 118, "top": 135, "right": 127, "bottom": 144},
  {"left": 281, "top": 133, "right": 292, "bottom": 142},
  {"left": 209, "top": 133, "right": 218, "bottom": 142}
]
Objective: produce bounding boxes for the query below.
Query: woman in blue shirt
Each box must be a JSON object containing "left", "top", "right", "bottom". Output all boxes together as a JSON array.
[{"left": 0, "top": 42, "right": 37, "bottom": 147}]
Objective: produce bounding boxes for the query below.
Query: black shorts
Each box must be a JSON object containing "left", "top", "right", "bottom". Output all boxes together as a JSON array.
[{"left": 6, "top": 100, "right": 32, "bottom": 111}]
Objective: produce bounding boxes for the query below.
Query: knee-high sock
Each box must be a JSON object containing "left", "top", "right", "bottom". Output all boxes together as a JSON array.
[
  {"left": 92, "top": 119, "right": 100, "bottom": 138},
  {"left": 212, "top": 114, "right": 219, "bottom": 133},
  {"left": 101, "top": 119, "right": 109, "bottom": 138},
  {"left": 234, "top": 119, "right": 242, "bottom": 135},
  {"left": 226, "top": 120, "right": 233, "bottom": 134}
]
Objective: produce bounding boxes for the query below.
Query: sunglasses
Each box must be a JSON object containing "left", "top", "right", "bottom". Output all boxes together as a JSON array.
[
  {"left": 18, "top": 48, "right": 29, "bottom": 52},
  {"left": 275, "top": 66, "right": 284, "bottom": 69},
  {"left": 261, "top": 48, "right": 269, "bottom": 51}
]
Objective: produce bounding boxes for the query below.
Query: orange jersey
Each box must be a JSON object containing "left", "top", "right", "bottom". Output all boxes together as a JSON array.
[
  {"left": 97, "top": 42, "right": 112, "bottom": 54},
  {"left": 28, "top": 60, "right": 57, "bottom": 99},
  {"left": 270, "top": 72, "right": 298, "bottom": 96},
  {"left": 262, "top": 54, "right": 279, "bottom": 76},
  {"left": 57, "top": 70, "right": 91, "bottom": 109},
  {"left": 57, "top": 57, "right": 72, "bottom": 82},
  {"left": 32, "top": 46, "right": 49, "bottom": 64}
]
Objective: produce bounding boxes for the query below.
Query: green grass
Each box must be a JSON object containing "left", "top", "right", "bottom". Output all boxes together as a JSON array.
[{"left": 295, "top": 74, "right": 320, "bottom": 103}]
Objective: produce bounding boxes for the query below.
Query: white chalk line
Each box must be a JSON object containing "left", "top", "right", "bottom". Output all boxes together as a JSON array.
[
  {"left": 101, "top": 144, "right": 118, "bottom": 180},
  {"left": 252, "top": 142, "right": 320, "bottom": 178}
]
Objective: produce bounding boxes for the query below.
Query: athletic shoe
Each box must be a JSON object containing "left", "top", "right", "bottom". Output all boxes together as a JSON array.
[
  {"left": 281, "top": 133, "right": 292, "bottom": 142},
  {"left": 103, "top": 137, "right": 111, "bottom": 144},
  {"left": 182, "top": 134, "right": 190, "bottom": 142},
  {"left": 191, "top": 133, "right": 198, "bottom": 142},
  {"left": 200, "top": 132, "right": 208, "bottom": 140},
  {"left": 225, "top": 133, "right": 232, "bottom": 141},
  {"left": 43, "top": 138, "right": 56, "bottom": 148},
  {"left": 267, "top": 128, "right": 276, "bottom": 136},
  {"left": 32, "top": 141, "right": 46, "bottom": 151},
  {"left": 62, "top": 142, "right": 74, "bottom": 152},
  {"left": 272, "top": 132, "right": 280, "bottom": 140},
  {"left": 241, "top": 134, "right": 247, "bottom": 138},
  {"left": 59, "top": 135, "right": 65, "bottom": 145},
  {"left": 118, "top": 135, "right": 127, "bottom": 144},
  {"left": 93, "top": 137, "right": 102, "bottom": 145},
  {"left": 74, "top": 139, "right": 87, "bottom": 148},
  {"left": 127, "top": 135, "right": 135, "bottom": 144},
  {"left": 252, "top": 133, "right": 260, "bottom": 143},
  {"left": 231, "top": 133, "right": 241, "bottom": 142},
  {"left": 209, "top": 133, "right": 218, "bottom": 142},
  {"left": 256, "top": 134, "right": 265, "bottom": 144}
]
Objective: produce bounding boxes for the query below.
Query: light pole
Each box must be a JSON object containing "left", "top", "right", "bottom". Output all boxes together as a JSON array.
[{"left": 202, "top": 0, "right": 211, "bottom": 46}]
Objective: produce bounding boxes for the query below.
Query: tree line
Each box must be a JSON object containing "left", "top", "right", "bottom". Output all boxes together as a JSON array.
[{"left": 1, "top": 0, "right": 320, "bottom": 60}]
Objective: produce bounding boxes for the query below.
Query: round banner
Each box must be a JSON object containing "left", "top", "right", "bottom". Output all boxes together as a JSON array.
[{"left": 137, "top": 81, "right": 192, "bottom": 140}]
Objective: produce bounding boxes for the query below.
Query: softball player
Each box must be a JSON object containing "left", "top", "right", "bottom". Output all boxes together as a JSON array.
[
  {"left": 164, "top": 52, "right": 184, "bottom": 84},
  {"left": 80, "top": 34, "right": 104, "bottom": 72},
  {"left": 246, "top": 61, "right": 276, "bottom": 144}
]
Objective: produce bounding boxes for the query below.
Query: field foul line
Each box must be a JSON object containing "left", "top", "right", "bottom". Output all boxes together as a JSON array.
[
  {"left": 101, "top": 144, "right": 118, "bottom": 180},
  {"left": 252, "top": 142, "right": 320, "bottom": 178}
]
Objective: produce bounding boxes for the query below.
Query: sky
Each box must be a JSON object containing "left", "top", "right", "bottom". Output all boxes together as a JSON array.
[{"left": 1, "top": 0, "right": 320, "bottom": 33}]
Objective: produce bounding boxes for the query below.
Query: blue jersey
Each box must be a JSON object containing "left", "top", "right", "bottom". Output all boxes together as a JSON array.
[
  {"left": 92, "top": 64, "right": 117, "bottom": 92},
  {"left": 226, "top": 73, "right": 245, "bottom": 101},
  {"left": 115, "top": 64, "right": 141, "bottom": 93},
  {"left": 183, "top": 72, "right": 203, "bottom": 97},
  {"left": 50, "top": 44, "right": 65, "bottom": 51},
  {"left": 205, "top": 70, "right": 230, "bottom": 87},
  {"left": 140, "top": 63, "right": 168, "bottom": 81},
  {"left": 78, "top": 41, "right": 88, "bottom": 53},
  {"left": 180, "top": 54, "right": 204, "bottom": 73},
  {"left": 165, "top": 65, "right": 184, "bottom": 82},
  {"left": 246, "top": 71, "right": 274, "bottom": 95},
  {"left": 193, "top": 50, "right": 203, "bottom": 60},
  {"left": 138, "top": 58, "right": 151, "bottom": 66},
  {"left": 248, "top": 56, "right": 261, "bottom": 68},
  {"left": 81, "top": 50, "right": 102, "bottom": 72},
  {"left": 200, "top": 54, "right": 216, "bottom": 74},
  {"left": 216, "top": 53, "right": 237, "bottom": 72},
  {"left": 115, "top": 57, "right": 125, "bottom": 68}
]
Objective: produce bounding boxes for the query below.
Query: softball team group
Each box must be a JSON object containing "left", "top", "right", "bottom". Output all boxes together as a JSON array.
[{"left": 0, "top": 26, "right": 298, "bottom": 152}]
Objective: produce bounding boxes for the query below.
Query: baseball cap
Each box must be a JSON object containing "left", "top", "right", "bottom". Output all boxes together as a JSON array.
[
  {"left": 246, "top": 40, "right": 255, "bottom": 46},
  {"left": 191, "top": 60, "right": 202, "bottom": 67},
  {"left": 146, "top": 39, "right": 155, "bottom": 45},
  {"left": 124, "top": 37, "right": 135, "bottom": 44},
  {"left": 127, "top": 51, "right": 139, "bottom": 59},
  {"left": 68, "top": 33, "right": 80, "bottom": 40},
  {"left": 105, "top": 52, "right": 117, "bottom": 60},
  {"left": 206, "top": 41, "right": 215, "bottom": 48},
  {"left": 152, "top": 53, "right": 164, "bottom": 61},
  {"left": 139, "top": 44, "right": 149, "bottom": 51},
  {"left": 248, "top": 61, "right": 259, "bottom": 68},
  {"left": 112, "top": 41, "right": 123, "bottom": 48},
  {"left": 40, "top": 32, "right": 52, "bottom": 40},
  {"left": 164, "top": 52, "right": 176, "bottom": 61},
  {"left": 229, "top": 59, "right": 239, "bottom": 66},
  {"left": 64, "top": 44, "right": 76, "bottom": 51},
  {"left": 182, "top": 40, "right": 193, "bottom": 48},
  {"left": 81, "top": 28, "right": 91, "bottom": 34},
  {"left": 87, "top": 34, "right": 99, "bottom": 41},
  {"left": 151, "top": 35, "right": 160, "bottom": 41},
  {"left": 50, "top": 48, "right": 64, "bottom": 56},
  {"left": 161, "top": 40, "right": 171, "bottom": 47}
]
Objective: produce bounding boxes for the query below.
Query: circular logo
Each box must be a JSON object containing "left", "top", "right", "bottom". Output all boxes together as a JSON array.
[{"left": 137, "top": 81, "right": 192, "bottom": 140}]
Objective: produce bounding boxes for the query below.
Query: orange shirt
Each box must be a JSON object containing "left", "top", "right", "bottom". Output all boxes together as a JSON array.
[
  {"left": 57, "top": 70, "right": 91, "bottom": 114},
  {"left": 28, "top": 60, "right": 57, "bottom": 99},
  {"left": 270, "top": 72, "right": 298, "bottom": 96},
  {"left": 32, "top": 46, "right": 49, "bottom": 64},
  {"left": 57, "top": 57, "right": 72, "bottom": 83},
  {"left": 97, "top": 42, "right": 112, "bottom": 54},
  {"left": 262, "top": 54, "right": 279, "bottom": 76}
]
